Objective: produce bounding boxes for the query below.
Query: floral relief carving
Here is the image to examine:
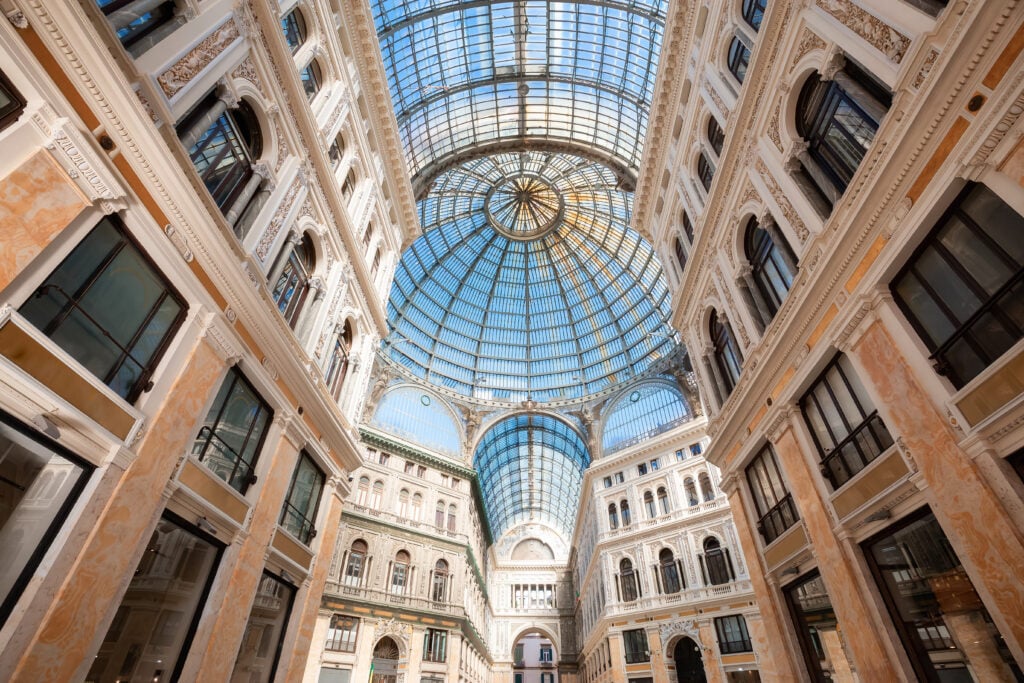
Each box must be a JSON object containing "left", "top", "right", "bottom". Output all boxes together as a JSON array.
[
  {"left": 231, "top": 56, "right": 265, "bottom": 96},
  {"left": 815, "top": 0, "right": 911, "bottom": 64},
  {"left": 791, "top": 27, "right": 827, "bottom": 70},
  {"left": 766, "top": 101, "right": 783, "bottom": 152},
  {"left": 913, "top": 48, "right": 940, "bottom": 89},
  {"left": 755, "top": 158, "right": 810, "bottom": 243},
  {"left": 158, "top": 20, "right": 241, "bottom": 97},
  {"left": 255, "top": 176, "right": 303, "bottom": 261}
]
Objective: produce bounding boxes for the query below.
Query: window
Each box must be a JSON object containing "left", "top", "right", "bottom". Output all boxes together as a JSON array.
[
  {"left": 746, "top": 217, "right": 795, "bottom": 317},
  {"left": 746, "top": 443, "right": 799, "bottom": 543},
  {"left": 344, "top": 540, "right": 367, "bottom": 587},
  {"left": 279, "top": 451, "right": 325, "bottom": 543},
  {"left": 450, "top": 477, "right": 460, "bottom": 490},
  {"left": 608, "top": 503, "right": 619, "bottom": 530},
  {"left": 650, "top": 458, "right": 660, "bottom": 471},
  {"left": 864, "top": 508, "right": 1020, "bottom": 681},
  {"left": 271, "top": 232, "right": 315, "bottom": 328},
  {"left": 405, "top": 460, "right": 416, "bottom": 474},
  {"left": 675, "top": 449, "right": 685, "bottom": 461},
  {"left": 637, "top": 462, "right": 648, "bottom": 476},
  {"left": 325, "top": 321, "right": 353, "bottom": 400},
  {"left": 435, "top": 501, "right": 445, "bottom": 528},
  {"left": 280, "top": 9, "right": 306, "bottom": 53},
  {"left": 515, "top": 673, "right": 525, "bottom": 683},
  {"left": 741, "top": 0, "right": 767, "bottom": 29},
  {"left": 371, "top": 248, "right": 382, "bottom": 278},
  {"left": 447, "top": 504, "right": 457, "bottom": 532},
  {"left": 690, "top": 443, "right": 703, "bottom": 456},
  {"left": 892, "top": 184, "right": 1024, "bottom": 388},
  {"left": 619, "top": 559, "right": 638, "bottom": 602},
  {"left": 379, "top": 452, "right": 390, "bottom": 466},
  {"left": 727, "top": 37, "right": 751, "bottom": 83},
  {"left": 697, "top": 153, "right": 714, "bottom": 191},
  {"left": 370, "top": 480, "right": 383, "bottom": 509},
  {"left": 431, "top": 559, "right": 449, "bottom": 602},
  {"left": 97, "top": 0, "right": 178, "bottom": 55},
  {"left": 398, "top": 489, "right": 410, "bottom": 517},
  {"left": 182, "top": 98, "right": 262, "bottom": 213},
  {"left": 300, "top": 60, "right": 323, "bottom": 100},
  {"left": 620, "top": 500, "right": 631, "bottom": 527},
  {"left": 541, "top": 673, "right": 554, "bottom": 683},
  {"left": 707, "top": 117, "right": 724, "bottom": 156},
  {"left": 699, "top": 472, "right": 715, "bottom": 501},
  {"left": 785, "top": 572, "right": 856, "bottom": 683},
  {"left": 715, "top": 615, "right": 753, "bottom": 653},
  {"left": 797, "top": 62, "right": 890, "bottom": 194},
  {"left": 800, "top": 354, "right": 894, "bottom": 489},
  {"left": 674, "top": 237, "right": 688, "bottom": 273},
  {"left": 659, "top": 548, "right": 683, "bottom": 594},
  {"left": 328, "top": 133, "right": 345, "bottom": 168},
  {"left": 391, "top": 550, "right": 410, "bottom": 594},
  {"left": 412, "top": 493, "right": 422, "bottom": 520},
  {"left": 0, "top": 69, "right": 26, "bottom": 130},
  {"left": 614, "top": 472, "right": 625, "bottom": 484},
  {"left": 325, "top": 615, "right": 358, "bottom": 652},
  {"left": 341, "top": 169, "right": 357, "bottom": 202},
  {"left": 423, "top": 628, "right": 447, "bottom": 662},
  {"left": 657, "top": 487, "right": 670, "bottom": 515},
  {"left": 623, "top": 629, "right": 650, "bottom": 663},
  {"left": 643, "top": 491, "right": 656, "bottom": 518},
  {"left": 86, "top": 514, "right": 222, "bottom": 682},
  {"left": 417, "top": 465, "right": 426, "bottom": 478},
  {"left": 514, "top": 644, "right": 525, "bottom": 666},
  {"left": 603, "top": 476, "right": 613, "bottom": 488},
  {"left": 540, "top": 646, "right": 553, "bottom": 662},
  {"left": 685, "top": 478, "right": 698, "bottom": 506},
  {"left": 682, "top": 211, "right": 694, "bottom": 243},
  {"left": 355, "top": 476, "right": 369, "bottom": 505},
  {"left": 232, "top": 572, "right": 295, "bottom": 683},
  {"left": 701, "top": 538, "right": 734, "bottom": 585},
  {"left": 192, "top": 368, "right": 272, "bottom": 493},
  {"left": 0, "top": 412, "right": 92, "bottom": 627},
  {"left": 21, "top": 216, "right": 187, "bottom": 403},
  {"left": 710, "top": 310, "right": 743, "bottom": 393}
]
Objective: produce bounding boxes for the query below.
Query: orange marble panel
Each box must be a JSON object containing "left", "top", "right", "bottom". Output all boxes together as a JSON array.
[
  {"left": 0, "top": 150, "right": 89, "bottom": 290},
  {"left": 13, "top": 338, "right": 226, "bottom": 682},
  {"left": 770, "top": 366, "right": 795, "bottom": 403},
  {"left": 271, "top": 527, "right": 314, "bottom": 569},
  {"left": 907, "top": 117, "right": 970, "bottom": 202},
  {"left": 178, "top": 458, "right": 249, "bottom": 523},
  {"left": 844, "top": 234, "right": 888, "bottom": 295},
  {"left": 806, "top": 304, "right": 838, "bottom": 351},
  {"left": 983, "top": 22, "right": 1024, "bottom": 89},
  {"left": 748, "top": 403, "right": 767, "bottom": 434},
  {"left": 849, "top": 320, "right": 1024, "bottom": 652},
  {"left": 830, "top": 449, "right": 909, "bottom": 519}
]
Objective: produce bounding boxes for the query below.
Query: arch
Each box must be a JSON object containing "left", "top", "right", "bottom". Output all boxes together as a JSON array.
[
  {"left": 601, "top": 381, "right": 690, "bottom": 453},
  {"left": 657, "top": 486, "right": 670, "bottom": 515},
  {"left": 673, "top": 637, "right": 707, "bottom": 683},
  {"left": 697, "top": 153, "right": 715, "bottom": 192},
  {"left": 698, "top": 471, "right": 715, "bottom": 501},
  {"left": 608, "top": 502, "right": 619, "bottom": 530},
  {"left": 370, "top": 385, "right": 462, "bottom": 456},
  {"left": 702, "top": 537, "right": 733, "bottom": 585},
  {"left": 344, "top": 538, "right": 368, "bottom": 586},
  {"left": 431, "top": 558, "right": 450, "bottom": 602},
  {"left": 620, "top": 499, "right": 632, "bottom": 527},
  {"left": 740, "top": 0, "right": 766, "bottom": 30},
  {"left": 511, "top": 538, "right": 555, "bottom": 560},
  {"left": 684, "top": 477, "right": 698, "bottom": 507},
  {"left": 659, "top": 547, "right": 683, "bottom": 594},
  {"left": 508, "top": 625, "right": 561, "bottom": 659},
  {"left": 619, "top": 557, "right": 639, "bottom": 602},
  {"left": 300, "top": 58, "right": 323, "bottom": 100},
  {"left": 370, "top": 480, "right": 384, "bottom": 509},
  {"left": 411, "top": 492, "right": 423, "bottom": 520},
  {"left": 398, "top": 488, "right": 410, "bottom": 517},
  {"left": 356, "top": 476, "right": 370, "bottom": 505}
]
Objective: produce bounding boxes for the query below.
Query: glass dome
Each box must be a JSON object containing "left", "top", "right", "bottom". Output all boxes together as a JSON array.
[{"left": 386, "top": 151, "right": 673, "bottom": 402}]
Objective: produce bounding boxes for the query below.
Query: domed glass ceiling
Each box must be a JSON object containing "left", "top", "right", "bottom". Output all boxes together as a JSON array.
[{"left": 387, "top": 151, "right": 673, "bottom": 401}]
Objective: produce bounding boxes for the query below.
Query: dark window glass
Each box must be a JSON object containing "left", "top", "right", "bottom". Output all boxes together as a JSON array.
[
  {"left": 86, "top": 514, "right": 222, "bottom": 682},
  {"left": 745, "top": 443, "right": 799, "bottom": 543},
  {"left": 301, "top": 60, "right": 322, "bottom": 100},
  {"left": 280, "top": 9, "right": 306, "bottom": 53},
  {"left": 784, "top": 571, "right": 856, "bottom": 683},
  {"left": 742, "top": 0, "right": 767, "bottom": 29},
  {"left": 685, "top": 478, "right": 698, "bottom": 506},
  {"left": 674, "top": 237, "right": 688, "bottom": 273},
  {"left": 682, "top": 212, "right": 694, "bottom": 243},
  {"left": 608, "top": 503, "right": 619, "bottom": 530},
  {"left": 892, "top": 184, "right": 1024, "bottom": 388},
  {"left": 746, "top": 218, "right": 795, "bottom": 317},
  {"left": 619, "top": 559, "right": 638, "bottom": 602},
  {"left": 659, "top": 549, "right": 683, "bottom": 594},
  {"left": 623, "top": 628, "right": 650, "bottom": 663},
  {"left": 391, "top": 550, "right": 410, "bottom": 595},
  {"left": 328, "top": 134, "right": 344, "bottom": 168},
  {"left": 423, "top": 628, "right": 448, "bottom": 662},
  {"left": 185, "top": 101, "right": 261, "bottom": 211},
  {"left": 232, "top": 572, "right": 295, "bottom": 683},
  {"left": 342, "top": 169, "right": 357, "bottom": 202},
  {"left": 715, "top": 615, "right": 753, "bottom": 653},
  {"left": 325, "top": 614, "right": 358, "bottom": 652},
  {"left": 21, "top": 216, "right": 187, "bottom": 403},
  {"left": 800, "top": 354, "right": 894, "bottom": 489},
  {"left": 326, "top": 321, "right": 353, "bottom": 400},
  {"left": 344, "top": 540, "right": 367, "bottom": 587},
  {"left": 707, "top": 117, "right": 724, "bottom": 156},
  {"left": 727, "top": 37, "right": 751, "bottom": 83},
  {"left": 702, "top": 538, "right": 733, "bottom": 585},
  {"left": 711, "top": 310, "right": 743, "bottom": 392},
  {"left": 620, "top": 500, "right": 631, "bottom": 526},
  {"left": 698, "top": 153, "right": 714, "bottom": 191},
  {"left": 97, "top": 0, "right": 177, "bottom": 53},
  {"left": 431, "top": 559, "right": 449, "bottom": 602},
  {"left": 0, "top": 412, "right": 92, "bottom": 627},
  {"left": 271, "top": 233, "right": 315, "bottom": 328},
  {"left": 192, "top": 368, "right": 273, "bottom": 493},
  {"left": 644, "top": 491, "right": 656, "bottom": 518},
  {"left": 0, "top": 69, "right": 26, "bottom": 130},
  {"left": 1010, "top": 448, "right": 1024, "bottom": 485},
  {"left": 657, "top": 487, "right": 670, "bottom": 515},
  {"left": 864, "top": 508, "right": 1022, "bottom": 682},
  {"left": 279, "top": 451, "right": 325, "bottom": 543}
]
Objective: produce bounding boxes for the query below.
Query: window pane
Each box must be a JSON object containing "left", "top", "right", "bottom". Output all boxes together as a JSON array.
[
  {"left": 232, "top": 573, "right": 295, "bottom": 683},
  {"left": 785, "top": 572, "right": 857, "bottom": 682}
]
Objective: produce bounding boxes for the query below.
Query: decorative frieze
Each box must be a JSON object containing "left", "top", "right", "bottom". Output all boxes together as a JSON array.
[
  {"left": 158, "top": 19, "right": 241, "bottom": 98},
  {"left": 255, "top": 175, "right": 304, "bottom": 260},
  {"left": 815, "top": 0, "right": 910, "bottom": 64}
]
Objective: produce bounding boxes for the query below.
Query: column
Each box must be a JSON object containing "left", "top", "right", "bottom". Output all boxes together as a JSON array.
[
  {"left": 702, "top": 349, "right": 728, "bottom": 409},
  {"left": 268, "top": 230, "right": 303, "bottom": 286},
  {"left": 760, "top": 215, "right": 798, "bottom": 274},
  {"left": 647, "top": 629, "right": 670, "bottom": 683}
]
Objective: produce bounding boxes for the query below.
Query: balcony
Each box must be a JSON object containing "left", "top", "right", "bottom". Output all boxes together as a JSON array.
[
  {"left": 347, "top": 503, "right": 470, "bottom": 544},
  {"left": 323, "top": 582, "right": 466, "bottom": 618},
  {"left": 604, "top": 580, "right": 753, "bottom": 617},
  {"left": 600, "top": 497, "right": 726, "bottom": 542}
]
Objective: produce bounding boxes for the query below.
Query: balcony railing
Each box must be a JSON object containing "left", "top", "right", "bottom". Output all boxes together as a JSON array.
[
  {"left": 323, "top": 582, "right": 466, "bottom": 617},
  {"left": 604, "top": 580, "right": 753, "bottom": 617},
  {"left": 347, "top": 503, "right": 470, "bottom": 544},
  {"left": 600, "top": 497, "right": 726, "bottom": 541}
]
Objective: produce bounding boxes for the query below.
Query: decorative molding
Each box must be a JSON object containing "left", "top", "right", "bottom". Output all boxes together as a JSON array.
[
  {"left": 815, "top": 0, "right": 910, "bottom": 64},
  {"left": 255, "top": 175, "right": 304, "bottom": 260},
  {"left": 790, "top": 26, "right": 827, "bottom": 70},
  {"left": 163, "top": 224, "right": 194, "bottom": 262},
  {"left": 755, "top": 157, "right": 809, "bottom": 242},
  {"left": 157, "top": 19, "right": 241, "bottom": 98},
  {"left": 5, "top": 8, "right": 27, "bottom": 28},
  {"left": 913, "top": 48, "right": 940, "bottom": 89}
]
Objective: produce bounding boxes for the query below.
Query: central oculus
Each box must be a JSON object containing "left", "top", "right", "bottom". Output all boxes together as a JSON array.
[{"left": 484, "top": 175, "right": 565, "bottom": 240}]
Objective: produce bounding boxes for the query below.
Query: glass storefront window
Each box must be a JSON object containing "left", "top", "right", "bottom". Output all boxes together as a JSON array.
[
  {"left": 784, "top": 571, "right": 857, "bottom": 683},
  {"left": 864, "top": 509, "right": 1022, "bottom": 682},
  {"left": 231, "top": 572, "right": 295, "bottom": 683}
]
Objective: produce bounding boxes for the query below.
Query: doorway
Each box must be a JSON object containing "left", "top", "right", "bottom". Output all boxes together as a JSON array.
[{"left": 673, "top": 637, "right": 707, "bottom": 683}]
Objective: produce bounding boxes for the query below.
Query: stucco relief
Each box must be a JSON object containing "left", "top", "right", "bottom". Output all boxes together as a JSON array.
[
  {"left": 815, "top": 0, "right": 911, "bottom": 63},
  {"left": 755, "top": 157, "right": 810, "bottom": 242},
  {"left": 231, "top": 56, "right": 265, "bottom": 96},
  {"left": 158, "top": 20, "right": 241, "bottom": 97},
  {"left": 255, "top": 175, "right": 303, "bottom": 260},
  {"left": 790, "top": 26, "right": 827, "bottom": 70}
]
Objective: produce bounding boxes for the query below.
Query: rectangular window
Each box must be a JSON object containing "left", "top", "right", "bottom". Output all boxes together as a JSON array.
[
  {"left": 232, "top": 572, "right": 295, "bottom": 683},
  {"left": 540, "top": 645, "right": 553, "bottom": 662},
  {"left": 514, "top": 644, "right": 524, "bottom": 666},
  {"left": 745, "top": 443, "right": 800, "bottom": 544},
  {"left": 514, "top": 674, "right": 524, "bottom": 683},
  {"left": 423, "top": 628, "right": 448, "bottom": 662},
  {"left": 20, "top": 216, "right": 188, "bottom": 403},
  {"left": 0, "top": 411, "right": 92, "bottom": 627},
  {"left": 623, "top": 628, "right": 650, "bottom": 663},
  {"left": 540, "top": 674, "right": 554, "bottom": 683},
  {"left": 451, "top": 477, "right": 460, "bottom": 490},
  {"left": 192, "top": 368, "right": 273, "bottom": 494},
  {"left": 603, "top": 476, "right": 613, "bottom": 488},
  {"left": 614, "top": 472, "right": 624, "bottom": 484},
  {"left": 85, "top": 514, "right": 222, "bottom": 682},
  {"left": 404, "top": 461, "right": 415, "bottom": 474},
  {"left": 379, "top": 452, "right": 389, "bottom": 466},
  {"left": 325, "top": 614, "right": 358, "bottom": 652},
  {"left": 417, "top": 465, "right": 427, "bottom": 478},
  {"left": 892, "top": 183, "right": 1024, "bottom": 389},
  {"left": 690, "top": 443, "right": 703, "bottom": 456},
  {"left": 0, "top": 69, "right": 25, "bottom": 130},
  {"left": 800, "top": 354, "right": 894, "bottom": 489},
  {"left": 714, "top": 615, "right": 753, "bottom": 654},
  {"left": 637, "top": 463, "right": 648, "bottom": 476},
  {"left": 863, "top": 508, "right": 1020, "bottom": 681},
  {"left": 675, "top": 449, "right": 685, "bottom": 461},
  {"left": 279, "top": 451, "right": 325, "bottom": 544},
  {"left": 784, "top": 571, "right": 856, "bottom": 683},
  {"left": 650, "top": 458, "right": 660, "bottom": 470}
]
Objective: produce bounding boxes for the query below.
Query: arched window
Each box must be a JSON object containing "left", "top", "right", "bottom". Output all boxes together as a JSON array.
[
  {"left": 727, "top": 37, "right": 751, "bottom": 83},
  {"left": 328, "top": 133, "right": 345, "bottom": 168},
  {"left": 796, "top": 62, "right": 890, "bottom": 194},
  {"left": 619, "top": 559, "right": 638, "bottom": 602},
  {"left": 300, "top": 60, "right": 323, "bottom": 100},
  {"left": 447, "top": 504, "right": 457, "bottom": 532},
  {"left": 657, "top": 487, "right": 670, "bottom": 515},
  {"left": 271, "top": 232, "right": 315, "bottom": 328},
  {"left": 412, "top": 493, "right": 423, "bottom": 520},
  {"left": 682, "top": 211, "right": 694, "bottom": 243},
  {"left": 342, "top": 169, "right": 357, "bottom": 202},
  {"left": 431, "top": 559, "right": 449, "bottom": 602},
  {"left": 183, "top": 98, "right": 263, "bottom": 218},
  {"left": 344, "top": 539, "right": 368, "bottom": 586},
  {"left": 745, "top": 218, "right": 795, "bottom": 317},
  {"left": 371, "top": 248, "right": 382, "bottom": 278},
  {"left": 685, "top": 478, "right": 698, "bottom": 507},
  {"left": 707, "top": 117, "right": 724, "bottom": 156},
  {"left": 435, "top": 500, "right": 446, "bottom": 528},
  {"left": 644, "top": 491, "right": 657, "bottom": 519},
  {"left": 391, "top": 550, "right": 410, "bottom": 594},
  {"left": 711, "top": 310, "right": 743, "bottom": 393},
  {"left": 281, "top": 9, "right": 307, "bottom": 53},
  {"left": 674, "top": 237, "right": 687, "bottom": 273},
  {"left": 608, "top": 503, "right": 619, "bottom": 530},
  {"left": 326, "top": 320, "right": 353, "bottom": 400},
  {"left": 356, "top": 476, "right": 369, "bottom": 506},
  {"left": 620, "top": 500, "right": 631, "bottom": 527},
  {"left": 659, "top": 549, "right": 683, "bottom": 594},
  {"left": 398, "top": 488, "right": 410, "bottom": 518},
  {"left": 698, "top": 153, "right": 714, "bottom": 191},
  {"left": 370, "top": 480, "right": 383, "bottom": 509},
  {"left": 742, "top": 0, "right": 766, "bottom": 30},
  {"left": 702, "top": 538, "right": 734, "bottom": 585},
  {"left": 699, "top": 472, "right": 715, "bottom": 502}
]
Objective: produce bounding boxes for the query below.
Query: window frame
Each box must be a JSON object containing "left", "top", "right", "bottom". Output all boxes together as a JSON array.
[
  {"left": 727, "top": 37, "right": 751, "bottom": 83},
  {"left": 714, "top": 614, "right": 753, "bottom": 654},
  {"left": 423, "top": 628, "right": 448, "bottom": 663},
  {"left": 707, "top": 116, "right": 724, "bottom": 156},
  {"left": 325, "top": 614, "right": 359, "bottom": 652},
  {"left": 623, "top": 628, "right": 650, "bottom": 664},
  {"left": 745, "top": 443, "right": 799, "bottom": 544},
  {"left": 711, "top": 310, "right": 742, "bottom": 392},
  {"left": 0, "top": 69, "right": 26, "bottom": 130},
  {"left": 746, "top": 218, "right": 794, "bottom": 317},
  {"left": 279, "top": 450, "right": 325, "bottom": 544},
  {"left": 741, "top": 0, "right": 767, "bottom": 30},
  {"left": 281, "top": 8, "right": 307, "bottom": 53}
]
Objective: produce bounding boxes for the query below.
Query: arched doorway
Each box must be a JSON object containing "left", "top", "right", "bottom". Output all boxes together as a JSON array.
[
  {"left": 511, "top": 630, "right": 558, "bottom": 682},
  {"left": 371, "top": 636, "right": 400, "bottom": 683},
  {"left": 673, "top": 637, "right": 707, "bottom": 683}
]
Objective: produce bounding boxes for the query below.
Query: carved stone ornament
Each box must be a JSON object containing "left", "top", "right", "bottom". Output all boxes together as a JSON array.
[
  {"left": 660, "top": 618, "right": 701, "bottom": 647},
  {"left": 373, "top": 617, "right": 411, "bottom": 641},
  {"left": 255, "top": 176, "right": 304, "bottom": 260},
  {"left": 815, "top": 0, "right": 911, "bottom": 64},
  {"left": 158, "top": 20, "right": 241, "bottom": 98},
  {"left": 164, "top": 225, "right": 194, "bottom": 262}
]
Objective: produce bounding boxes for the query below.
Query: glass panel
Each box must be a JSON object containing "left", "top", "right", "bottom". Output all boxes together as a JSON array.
[
  {"left": 231, "top": 573, "right": 295, "bottom": 683},
  {"left": 785, "top": 572, "right": 857, "bottom": 683},
  {"left": 86, "top": 516, "right": 221, "bottom": 682}
]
